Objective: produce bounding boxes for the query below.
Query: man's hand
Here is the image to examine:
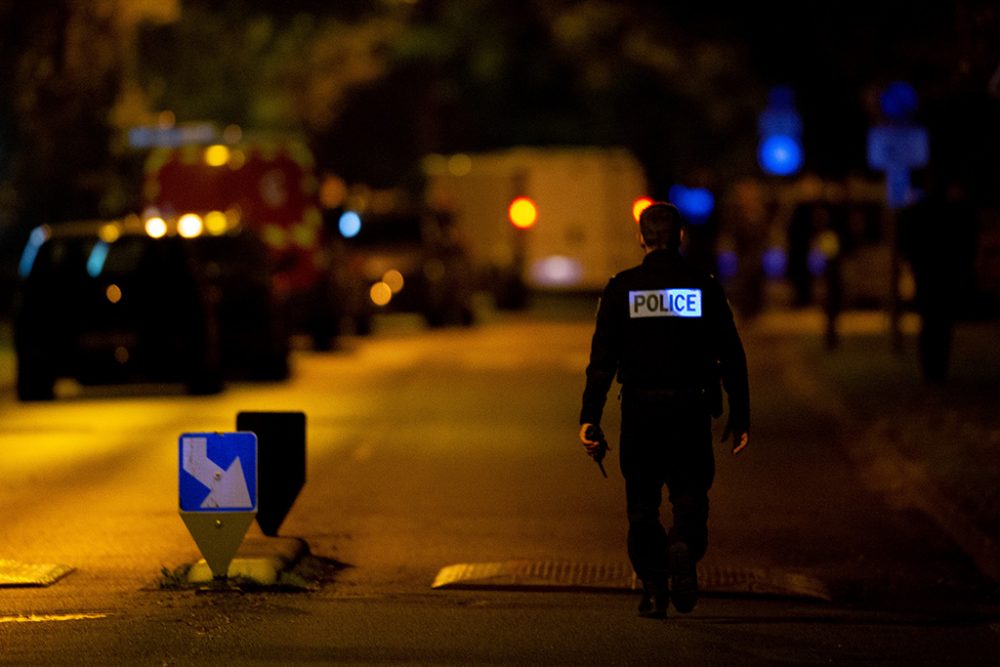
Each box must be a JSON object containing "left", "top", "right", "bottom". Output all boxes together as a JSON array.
[
  {"left": 579, "top": 423, "right": 603, "bottom": 454},
  {"left": 580, "top": 423, "right": 611, "bottom": 478},
  {"left": 731, "top": 432, "right": 749, "bottom": 455},
  {"left": 721, "top": 418, "right": 749, "bottom": 456}
]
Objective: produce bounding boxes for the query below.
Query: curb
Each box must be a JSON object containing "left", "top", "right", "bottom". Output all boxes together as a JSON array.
[
  {"left": 856, "top": 426, "right": 1000, "bottom": 583},
  {"left": 780, "top": 345, "right": 1000, "bottom": 584},
  {"left": 186, "top": 536, "right": 309, "bottom": 585}
]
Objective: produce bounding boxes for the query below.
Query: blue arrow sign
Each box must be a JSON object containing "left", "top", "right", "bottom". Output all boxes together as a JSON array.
[{"left": 179, "top": 433, "right": 257, "bottom": 512}]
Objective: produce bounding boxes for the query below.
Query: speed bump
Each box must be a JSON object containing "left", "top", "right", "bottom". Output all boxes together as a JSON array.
[
  {"left": 432, "top": 560, "right": 831, "bottom": 601},
  {"left": 0, "top": 559, "right": 74, "bottom": 587}
]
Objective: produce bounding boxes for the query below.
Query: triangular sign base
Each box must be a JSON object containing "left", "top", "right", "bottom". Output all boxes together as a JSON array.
[{"left": 180, "top": 511, "right": 256, "bottom": 579}]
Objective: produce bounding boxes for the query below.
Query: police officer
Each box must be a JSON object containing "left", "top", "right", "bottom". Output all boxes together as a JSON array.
[{"left": 579, "top": 202, "right": 750, "bottom": 618}]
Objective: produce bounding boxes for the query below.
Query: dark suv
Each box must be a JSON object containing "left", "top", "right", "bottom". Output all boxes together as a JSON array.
[
  {"left": 13, "top": 216, "right": 287, "bottom": 401},
  {"left": 345, "top": 209, "right": 475, "bottom": 327}
]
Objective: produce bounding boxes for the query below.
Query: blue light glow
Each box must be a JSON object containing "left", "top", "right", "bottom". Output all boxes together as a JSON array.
[
  {"left": 759, "top": 86, "right": 802, "bottom": 138},
  {"left": 762, "top": 247, "right": 787, "bottom": 279},
  {"left": 339, "top": 211, "right": 362, "bottom": 238},
  {"left": 668, "top": 185, "right": 715, "bottom": 224},
  {"left": 768, "top": 85, "right": 795, "bottom": 109},
  {"left": 717, "top": 250, "right": 738, "bottom": 280},
  {"left": 87, "top": 241, "right": 110, "bottom": 278},
  {"left": 18, "top": 226, "right": 49, "bottom": 278},
  {"left": 808, "top": 247, "right": 827, "bottom": 276},
  {"left": 758, "top": 135, "right": 803, "bottom": 176}
]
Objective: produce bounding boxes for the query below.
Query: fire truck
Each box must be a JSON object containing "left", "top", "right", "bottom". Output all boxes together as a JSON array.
[{"left": 142, "top": 138, "right": 348, "bottom": 350}]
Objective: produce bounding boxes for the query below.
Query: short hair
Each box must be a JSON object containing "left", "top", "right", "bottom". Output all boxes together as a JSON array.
[{"left": 638, "top": 202, "right": 683, "bottom": 250}]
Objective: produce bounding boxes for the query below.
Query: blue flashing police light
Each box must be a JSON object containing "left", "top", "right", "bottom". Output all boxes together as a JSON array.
[
  {"left": 668, "top": 185, "right": 715, "bottom": 224},
  {"left": 338, "top": 211, "right": 362, "bottom": 238},
  {"left": 758, "top": 135, "right": 803, "bottom": 176}
]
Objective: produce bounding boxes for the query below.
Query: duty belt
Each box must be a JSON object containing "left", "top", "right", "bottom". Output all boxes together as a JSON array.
[{"left": 624, "top": 386, "right": 704, "bottom": 401}]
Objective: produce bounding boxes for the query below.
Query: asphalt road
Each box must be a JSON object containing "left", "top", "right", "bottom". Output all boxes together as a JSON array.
[{"left": 1, "top": 304, "right": 998, "bottom": 665}]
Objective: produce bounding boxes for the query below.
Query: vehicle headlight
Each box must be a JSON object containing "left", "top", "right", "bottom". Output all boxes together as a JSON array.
[{"left": 177, "top": 213, "right": 204, "bottom": 238}]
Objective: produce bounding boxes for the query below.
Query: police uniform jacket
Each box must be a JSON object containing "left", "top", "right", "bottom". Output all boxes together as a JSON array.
[{"left": 580, "top": 248, "right": 750, "bottom": 431}]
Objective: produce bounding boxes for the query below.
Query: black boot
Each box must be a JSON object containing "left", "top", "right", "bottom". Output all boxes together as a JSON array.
[
  {"left": 638, "top": 580, "right": 668, "bottom": 618},
  {"left": 668, "top": 542, "right": 698, "bottom": 613}
]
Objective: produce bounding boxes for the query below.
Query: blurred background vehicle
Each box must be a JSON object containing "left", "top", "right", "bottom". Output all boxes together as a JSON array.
[
  {"left": 342, "top": 204, "right": 476, "bottom": 328},
  {"left": 422, "top": 147, "right": 650, "bottom": 309},
  {"left": 142, "top": 137, "right": 365, "bottom": 349},
  {"left": 12, "top": 214, "right": 287, "bottom": 401}
]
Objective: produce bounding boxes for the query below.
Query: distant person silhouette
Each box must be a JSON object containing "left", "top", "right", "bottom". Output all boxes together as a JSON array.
[{"left": 898, "top": 171, "right": 978, "bottom": 384}]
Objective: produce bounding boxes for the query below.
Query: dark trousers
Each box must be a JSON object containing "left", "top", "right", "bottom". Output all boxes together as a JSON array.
[
  {"left": 918, "top": 311, "right": 953, "bottom": 384},
  {"left": 619, "top": 389, "right": 715, "bottom": 583}
]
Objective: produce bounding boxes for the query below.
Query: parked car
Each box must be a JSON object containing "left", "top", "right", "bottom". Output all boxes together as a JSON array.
[
  {"left": 13, "top": 215, "right": 287, "bottom": 401},
  {"left": 343, "top": 208, "right": 475, "bottom": 328}
]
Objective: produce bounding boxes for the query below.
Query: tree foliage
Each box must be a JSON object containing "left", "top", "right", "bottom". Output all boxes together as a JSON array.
[
  {"left": 2, "top": 0, "right": 998, "bottom": 232},
  {"left": 1, "top": 2, "right": 125, "bottom": 225}
]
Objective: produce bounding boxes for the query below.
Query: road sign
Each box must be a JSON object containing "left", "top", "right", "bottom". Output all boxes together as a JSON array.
[
  {"left": 180, "top": 433, "right": 257, "bottom": 511},
  {"left": 236, "top": 412, "right": 306, "bottom": 537},
  {"left": 867, "top": 125, "right": 929, "bottom": 172},
  {"left": 127, "top": 123, "right": 218, "bottom": 149},
  {"left": 179, "top": 432, "right": 257, "bottom": 579}
]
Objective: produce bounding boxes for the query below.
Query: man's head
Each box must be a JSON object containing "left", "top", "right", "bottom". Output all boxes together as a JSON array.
[{"left": 638, "top": 202, "right": 683, "bottom": 251}]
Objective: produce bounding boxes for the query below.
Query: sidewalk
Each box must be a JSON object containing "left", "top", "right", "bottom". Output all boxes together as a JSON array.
[{"left": 751, "top": 308, "right": 1000, "bottom": 584}]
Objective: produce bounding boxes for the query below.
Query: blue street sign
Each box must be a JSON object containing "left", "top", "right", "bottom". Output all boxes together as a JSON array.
[
  {"left": 880, "top": 81, "right": 919, "bottom": 122},
  {"left": 867, "top": 126, "right": 929, "bottom": 171},
  {"left": 885, "top": 168, "right": 913, "bottom": 210},
  {"left": 179, "top": 433, "right": 257, "bottom": 512},
  {"left": 757, "top": 107, "right": 802, "bottom": 138},
  {"left": 128, "top": 123, "right": 218, "bottom": 149}
]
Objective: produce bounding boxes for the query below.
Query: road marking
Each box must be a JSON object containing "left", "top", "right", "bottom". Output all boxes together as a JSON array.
[{"left": 0, "top": 613, "right": 108, "bottom": 624}]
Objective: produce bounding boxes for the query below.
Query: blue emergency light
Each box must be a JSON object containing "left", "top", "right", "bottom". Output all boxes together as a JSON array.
[
  {"left": 338, "top": 211, "right": 362, "bottom": 238},
  {"left": 668, "top": 185, "right": 715, "bottom": 224}
]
